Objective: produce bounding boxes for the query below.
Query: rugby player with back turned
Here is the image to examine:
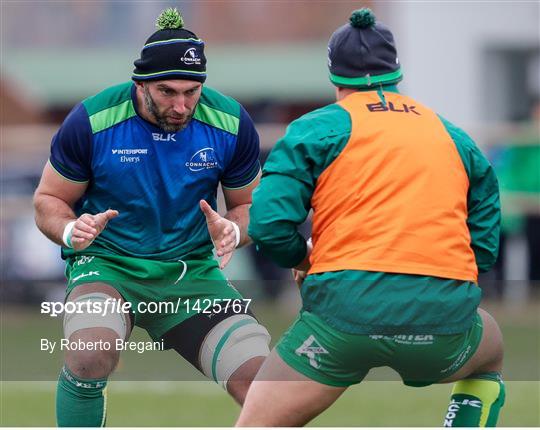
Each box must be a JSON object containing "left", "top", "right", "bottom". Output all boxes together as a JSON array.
[{"left": 239, "top": 8, "right": 505, "bottom": 428}]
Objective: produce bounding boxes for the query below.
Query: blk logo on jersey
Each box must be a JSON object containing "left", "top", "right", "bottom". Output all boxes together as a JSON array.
[
  {"left": 186, "top": 147, "right": 219, "bottom": 172},
  {"left": 366, "top": 102, "right": 421, "bottom": 115},
  {"left": 152, "top": 133, "right": 176, "bottom": 142}
]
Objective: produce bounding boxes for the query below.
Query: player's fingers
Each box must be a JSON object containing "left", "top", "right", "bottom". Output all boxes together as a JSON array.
[
  {"left": 217, "top": 245, "right": 234, "bottom": 257},
  {"left": 71, "top": 236, "right": 91, "bottom": 250},
  {"left": 104, "top": 209, "right": 119, "bottom": 220},
  {"left": 219, "top": 235, "right": 235, "bottom": 249},
  {"left": 219, "top": 252, "right": 233, "bottom": 269},
  {"left": 217, "top": 243, "right": 234, "bottom": 255},
  {"left": 217, "top": 235, "right": 236, "bottom": 253},
  {"left": 79, "top": 213, "right": 97, "bottom": 228},
  {"left": 292, "top": 269, "right": 307, "bottom": 288},
  {"left": 93, "top": 209, "right": 118, "bottom": 230},
  {"left": 211, "top": 224, "right": 233, "bottom": 245},
  {"left": 216, "top": 239, "right": 232, "bottom": 255},
  {"left": 200, "top": 200, "right": 220, "bottom": 222},
  {"left": 71, "top": 229, "right": 95, "bottom": 241},
  {"left": 92, "top": 212, "right": 107, "bottom": 224},
  {"left": 72, "top": 220, "right": 97, "bottom": 239},
  {"left": 74, "top": 219, "right": 97, "bottom": 235}
]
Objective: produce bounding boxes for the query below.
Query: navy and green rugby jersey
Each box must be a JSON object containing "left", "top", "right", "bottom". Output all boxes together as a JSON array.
[{"left": 49, "top": 82, "right": 260, "bottom": 261}]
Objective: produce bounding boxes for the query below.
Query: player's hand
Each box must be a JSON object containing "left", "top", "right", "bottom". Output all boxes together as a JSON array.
[
  {"left": 294, "top": 237, "right": 313, "bottom": 272},
  {"left": 200, "top": 200, "right": 237, "bottom": 269},
  {"left": 291, "top": 238, "right": 312, "bottom": 287},
  {"left": 69, "top": 209, "right": 119, "bottom": 251},
  {"left": 292, "top": 268, "right": 307, "bottom": 288}
]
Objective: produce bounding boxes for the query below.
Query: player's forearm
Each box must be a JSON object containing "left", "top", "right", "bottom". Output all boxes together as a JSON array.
[
  {"left": 224, "top": 203, "right": 252, "bottom": 248},
  {"left": 33, "top": 192, "right": 77, "bottom": 246},
  {"left": 248, "top": 172, "right": 312, "bottom": 268},
  {"left": 248, "top": 182, "right": 308, "bottom": 268},
  {"left": 248, "top": 219, "right": 308, "bottom": 268}
]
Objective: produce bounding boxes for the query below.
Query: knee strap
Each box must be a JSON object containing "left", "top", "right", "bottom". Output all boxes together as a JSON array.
[
  {"left": 63, "top": 293, "right": 128, "bottom": 340},
  {"left": 199, "top": 314, "right": 270, "bottom": 389}
]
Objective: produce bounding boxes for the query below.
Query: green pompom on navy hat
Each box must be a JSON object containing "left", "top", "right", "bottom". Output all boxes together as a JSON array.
[
  {"left": 328, "top": 8, "right": 402, "bottom": 88},
  {"left": 132, "top": 8, "right": 207, "bottom": 83}
]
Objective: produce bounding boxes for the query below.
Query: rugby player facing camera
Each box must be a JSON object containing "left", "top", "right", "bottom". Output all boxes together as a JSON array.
[{"left": 33, "top": 8, "right": 270, "bottom": 427}]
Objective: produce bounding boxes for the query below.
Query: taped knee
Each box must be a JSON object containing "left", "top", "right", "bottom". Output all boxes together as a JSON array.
[
  {"left": 63, "top": 293, "right": 128, "bottom": 340},
  {"left": 199, "top": 314, "right": 270, "bottom": 390}
]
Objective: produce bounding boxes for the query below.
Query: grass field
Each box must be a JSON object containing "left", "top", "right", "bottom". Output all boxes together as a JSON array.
[
  {"left": 1, "top": 380, "right": 539, "bottom": 426},
  {"left": 1, "top": 300, "right": 539, "bottom": 426}
]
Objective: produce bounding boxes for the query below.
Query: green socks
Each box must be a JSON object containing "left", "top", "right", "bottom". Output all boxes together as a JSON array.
[
  {"left": 444, "top": 372, "right": 506, "bottom": 427},
  {"left": 56, "top": 365, "right": 108, "bottom": 427}
]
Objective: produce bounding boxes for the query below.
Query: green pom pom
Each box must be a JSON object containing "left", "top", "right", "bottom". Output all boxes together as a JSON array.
[
  {"left": 156, "top": 7, "right": 184, "bottom": 30},
  {"left": 349, "top": 8, "right": 376, "bottom": 29}
]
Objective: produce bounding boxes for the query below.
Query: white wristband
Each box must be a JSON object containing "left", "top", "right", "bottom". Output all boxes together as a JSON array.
[
  {"left": 231, "top": 221, "right": 241, "bottom": 248},
  {"left": 62, "top": 221, "right": 76, "bottom": 248}
]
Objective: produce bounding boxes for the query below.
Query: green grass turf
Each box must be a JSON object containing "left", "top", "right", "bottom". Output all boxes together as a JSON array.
[{"left": 1, "top": 380, "right": 538, "bottom": 426}]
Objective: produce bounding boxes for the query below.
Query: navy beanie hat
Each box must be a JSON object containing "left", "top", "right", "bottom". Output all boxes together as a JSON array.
[
  {"left": 133, "top": 8, "right": 206, "bottom": 83},
  {"left": 328, "top": 8, "right": 402, "bottom": 88}
]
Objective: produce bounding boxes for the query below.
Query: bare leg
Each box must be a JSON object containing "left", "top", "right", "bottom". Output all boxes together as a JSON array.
[
  {"left": 439, "top": 308, "right": 505, "bottom": 427},
  {"left": 226, "top": 356, "right": 266, "bottom": 405},
  {"left": 236, "top": 349, "right": 346, "bottom": 427},
  {"left": 439, "top": 308, "right": 503, "bottom": 383}
]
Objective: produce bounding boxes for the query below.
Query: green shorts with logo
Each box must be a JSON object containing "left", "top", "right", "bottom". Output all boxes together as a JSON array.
[
  {"left": 276, "top": 310, "right": 483, "bottom": 387},
  {"left": 65, "top": 254, "right": 244, "bottom": 341}
]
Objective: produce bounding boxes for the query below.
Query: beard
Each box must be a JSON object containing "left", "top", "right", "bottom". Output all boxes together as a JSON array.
[{"left": 143, "top": 86, "right": 194, "bottom": 132}]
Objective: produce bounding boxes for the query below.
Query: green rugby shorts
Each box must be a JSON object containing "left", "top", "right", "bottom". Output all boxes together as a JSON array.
[
  {"left": 276, "top": 310, "right": 483, "bottom": 387},
  {"left": 65, "top": 254, "right": 246, "bottom": 341}
]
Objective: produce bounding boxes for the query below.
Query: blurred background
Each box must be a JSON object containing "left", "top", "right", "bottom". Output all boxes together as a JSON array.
[{"left": 1, "top": 1, "right": 539, "bottom": 426}]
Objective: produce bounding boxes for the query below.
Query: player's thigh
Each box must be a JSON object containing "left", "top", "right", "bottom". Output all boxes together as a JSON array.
[
  {"left": 68, "top": 281, "right": 126, "bottom": 305},
  {"left": 154, "top": 260, "right": 270, "bottom": 386},
  {"left": 162, "top": 308, "right": 270, "bottom": 388},
  {"left": 439, "top": 308, "right": 503, "bottom": 383},
  {"left": 236, "top": 349, "right": 347, "bottom": 427}
]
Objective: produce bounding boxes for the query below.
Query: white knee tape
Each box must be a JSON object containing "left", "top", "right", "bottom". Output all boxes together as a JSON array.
[
  {"left": 63, "top": 293, "right": 128, "bottom": 340},
  {"left": 199, "top": 314, "right": 270, "bottom": 390}
]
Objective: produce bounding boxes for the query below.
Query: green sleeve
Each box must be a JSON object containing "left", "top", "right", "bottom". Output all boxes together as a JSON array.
[
  {"left": 439, "top": 115, "right": 501, "bottom": 272},
  {"left": 248, "top": 104, "right": 351, "bottom": 268}
]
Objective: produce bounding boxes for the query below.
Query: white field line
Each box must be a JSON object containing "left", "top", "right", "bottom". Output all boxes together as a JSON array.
[{"left": 1, "top": 381, "right": 223, "bottom": 395}]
